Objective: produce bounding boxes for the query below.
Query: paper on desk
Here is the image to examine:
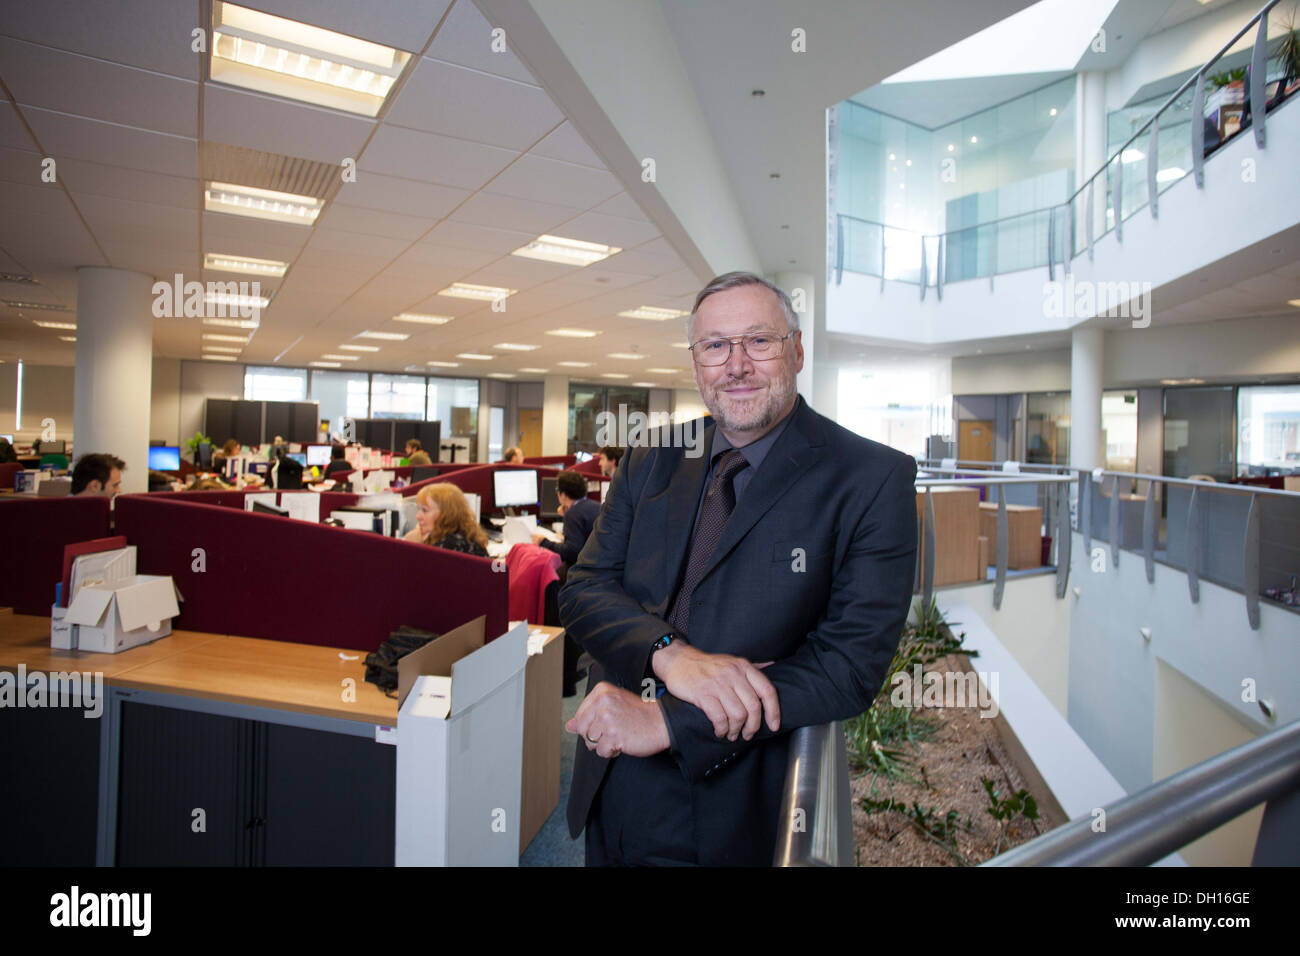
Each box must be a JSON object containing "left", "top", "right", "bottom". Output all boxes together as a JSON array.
[
  {"left": 359, "top": 492, "right": 402, "bottom": 512},
  {"left": 279, "top": 492, "right": 321, "bottom": 523},
  {"left": 244, "top": 492, "right": 278, "bottom": 512},
  {"left": 500, "top": 517, "right": 535, "bottom": 548},
  {"left": 526, "top": 631, "right": 546, "bottom": 656}
]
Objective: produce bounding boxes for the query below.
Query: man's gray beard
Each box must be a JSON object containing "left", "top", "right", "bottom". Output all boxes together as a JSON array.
[{"left": 707, "top": 374, "right": 797, "bottom": 434}]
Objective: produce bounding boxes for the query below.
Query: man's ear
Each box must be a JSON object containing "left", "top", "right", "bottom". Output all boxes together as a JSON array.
[{"left": 87, "top": 479, "right": 103, "bottom": 494}]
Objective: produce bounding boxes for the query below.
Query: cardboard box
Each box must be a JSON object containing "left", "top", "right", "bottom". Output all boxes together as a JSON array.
[
  {"left": 395, "top": 616, "right": 528, "bottom": 866},
  {"left": 59, "top": 546, "right": 182, "bottom": 653}
]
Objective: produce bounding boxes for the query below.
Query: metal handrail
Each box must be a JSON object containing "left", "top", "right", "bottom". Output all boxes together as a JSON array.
[
  {"left": 773, "top": 721, "right": 854, "bottom": 866},
  {"left": 835, "top": 0, "right": 1288, "bottom": 284},
  {"left": 983, "top": 718, "right": 1300, "bottom": 866}
]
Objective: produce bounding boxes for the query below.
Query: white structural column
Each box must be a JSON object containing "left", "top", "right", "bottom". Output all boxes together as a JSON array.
[
  {"left": 1075, "top": 71, "right": 1109, "bottom": 245},
  {"left": 773, "top": 270, "right": 816, "bottom": 402},
  {"left": 73, "top": 267, "right": 155, "bottom": 494},
  {"left": 1070, "top": 326, "right": 1104, "bottom": 472},
  {"left": 541, "top": 374, "right": 570, "bottom": 456}
]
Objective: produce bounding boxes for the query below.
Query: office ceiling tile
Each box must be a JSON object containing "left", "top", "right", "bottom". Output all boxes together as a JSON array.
[
  {"left": 461, "top": 254, "right": 576, "bottom": 288},
  {"left": 0, "top": 101, "right": 35, "bottom": 151},
  {"left": 303, "top": 226, "right": 408, "bottom": 261},
  {"left": 448, "top": 190, "right": 579, "bottom": 236},
  {"left": 589, "top": 191, "right": 650, "bottom": 221},
  {"left": 0, "top": 0, "right": 201, "bottom": 79},
  {"left": 201, "top": 211, "right": 313, "bottom": 253},
  {"left": 315, "top": 203, "right": 437, "bottom": 242},
  {"left": 241, "top": 0, "right": 453, "bottom": 52},
  {"left": 331, "top": 172, "right": 469, "bottom": 219},
  {"left": 0, "top": 38, "right": 197, "bottom": 137},
  {"left": 419, "top": 218, "right": 537, "bottom": 255},
  {"left": 387, "top": 242, "right": 497, "bottom": 275},
  {"left": 62, "top": 158, "right": 197, "bottom": 209},
  {"left": 101, "top": 240, "right": 198, "bottom": 279},
  {"left": 425, "top": 0, "right": 538, "bottom": 85},
  {"left": 385, "top": 57, "right": 563, "bottom": 151},
  {"left": 23, "top": 107, "right": 196, "bottom": 177},
  {"left": 361, "top": 123, "right": 518, "bottom": 189},
  {"left": 0, "top": 145, "right": 42, "bottom": 186},
  {"left": 551, "top": 211, "right": 661, "bottom": 249},
  {"left": 483, "top": 154, "right": 622, "bottom": 209},
  {"left": 203, "top": 85, "right": 374, "bottom": 167},
  {"left": 530, "top": 122, "right": 606, "bottom": 169}
]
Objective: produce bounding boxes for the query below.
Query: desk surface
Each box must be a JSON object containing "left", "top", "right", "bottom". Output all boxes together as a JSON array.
[{"left": 0, "top": 609, "right": 562, "bottom": 726}]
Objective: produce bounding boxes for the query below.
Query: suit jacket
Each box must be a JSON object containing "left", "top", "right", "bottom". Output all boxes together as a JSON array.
[
  {"left": 558, "top": 394, "right": 918, "bottom": 865},
  {"left": 540, "top": 495, "right": 600, "bottom": 565}
]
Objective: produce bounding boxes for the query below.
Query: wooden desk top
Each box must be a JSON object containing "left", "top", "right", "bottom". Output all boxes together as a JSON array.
[{"left": 0, "top": 609, "right": 563, "bottom": 727}]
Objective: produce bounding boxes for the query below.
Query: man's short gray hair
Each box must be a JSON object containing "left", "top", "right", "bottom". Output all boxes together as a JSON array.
[{"left": 686, "top": 271, "right": 799, "bottom": 343}]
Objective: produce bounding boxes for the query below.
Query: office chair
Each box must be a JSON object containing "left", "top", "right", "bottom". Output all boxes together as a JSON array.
[{"left": 39, "top": 453, "right": 69, "bottom": 471}]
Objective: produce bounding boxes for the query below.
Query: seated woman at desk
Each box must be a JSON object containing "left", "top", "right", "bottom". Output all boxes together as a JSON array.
[{"left": 404, "top": 483, "right": 489, "bottom": 557}]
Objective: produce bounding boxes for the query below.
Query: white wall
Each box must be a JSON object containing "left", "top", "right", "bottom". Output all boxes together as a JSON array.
[
  {"left": 952, "top": 348, "right": 1071, "bottom": 394},
  {"left": 150, "top": 357, "right": 182, "bottom": 446},
  {"left": 672, "top": 388, "right": 708, "bottom": 423},
  {"left": 1106, "top": 313, "right": 1300, "bottom": 386}
]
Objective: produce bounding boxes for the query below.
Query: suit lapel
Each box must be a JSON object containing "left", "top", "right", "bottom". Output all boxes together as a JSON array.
[
  {"left": 658, "top": 416, "right": 715, "bottom": 613},
  {"left": 697, "top": 397, "right": 824, "bottom": 584}
]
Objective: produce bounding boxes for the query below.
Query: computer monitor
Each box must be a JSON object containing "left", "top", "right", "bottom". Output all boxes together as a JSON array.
[
  {"left": 0, "top": 434, "right": 13, "bottom": 443},
  {"left": 251, "top": 500, "right": 289, "bottom": 517},
  {"left": 275, "top": 457, "right": 304, "bottom": 491},
  {"left": 493, "top": 468, "right": 538, "bottom": 509},
  {"left": 574, "top": 450, "right": 593, "bottom": 463},
  {"left": 306, "top": 444, "right": 332, "bottom": 467},
  {"left": 288, "top": 452, "right": 307, "bottom": 467},
  {"left": 146, "top": 445, "right": 181, "bottom": 470},
  {"left": 196, "top": 441, "right": 213, "bottom": 470},
  {"left": 37, "top": 439, "right": 66, "bottom": 454},
  {"left": 248, "top": 461, "right": 271, "bottom": 478},
  {"left": 411, "top": 465, "right": 438, "bottom": 484},
  {"left": 540, "top": 476, "right": 560, "bottom": 515}
]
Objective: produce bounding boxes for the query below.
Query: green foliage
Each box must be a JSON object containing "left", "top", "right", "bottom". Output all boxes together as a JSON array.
[
  {"left": 184, "top": 430, "right": 211, "bottom": 455},
  {"left": 861, "top": 793, "right": 974, "bottom": 866},
  {"left": 982, "top": 776, "right": 1041, "bottom": 856},
  {"left": 1208, "top": 66, "right": 1247, "bottom": 89},
  {"left": 1279, "top": 23, "right": 1300, "bottom": 81}
]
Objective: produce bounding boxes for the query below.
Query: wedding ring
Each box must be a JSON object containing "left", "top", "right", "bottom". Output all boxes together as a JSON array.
[{"left": 586, "top": 731, "right": 599, "bottom": 743}]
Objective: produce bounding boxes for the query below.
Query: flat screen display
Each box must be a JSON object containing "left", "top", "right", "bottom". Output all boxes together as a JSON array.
[
  {"left": 147, "top": 446, "right": 181, "bottom": 470},
  {"left": 493, "top": 469, "right": 538, "bottom": 508},
  {"left": 306, "top": 444, "right": 332, "bottom": 467}
]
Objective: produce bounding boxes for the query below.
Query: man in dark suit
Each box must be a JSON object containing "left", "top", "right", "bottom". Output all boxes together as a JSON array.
[
  {"left": 560, "top": 271, "right": 918, "bottom": 866},
  {"left": 533, "top": 469, "right": 601, "bottom": 565}
]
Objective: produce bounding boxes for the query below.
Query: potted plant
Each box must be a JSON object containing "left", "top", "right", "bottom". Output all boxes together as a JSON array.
[
  {"left": 1278, "top": 16, "right": 1300, "bottom": 96},
  {"left": 184, "top": 430, "right": 212, "bottom": 465}
]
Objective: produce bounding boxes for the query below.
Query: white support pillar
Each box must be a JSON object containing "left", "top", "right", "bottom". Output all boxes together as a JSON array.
[
  {"left": 774, "top": 270, "right": 816, "bottom": 402},
  {"left": 73, "top": 267, "right": 155, "bottom": 494},
  {"left": 541, "top": 374, "right": 570, "bottom": 456},
  {"left": 1076, "top": 71, "right": 1109, "bottom": 243},
  {"left": 1070, "top": 326, "right": 1105, "bottom": 472}
]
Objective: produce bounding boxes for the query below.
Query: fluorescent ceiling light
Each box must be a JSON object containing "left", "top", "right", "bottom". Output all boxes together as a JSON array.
[
  {"left": 457, "top": 353, "right": 494, "bottom": 360},
  {"left": 202, "top": 345, "right": 244, "bottom": 353},
  {"left": 5, "top": 300, "right": 69, "bottom": 312},
  {"left": 671, "top": 342, "right": 690, "bottom": 349},
  {"left": 205, "top": 181, "right": 323, "bottom": 225},
  {"left": 204, "top": 253, "right": 288, "bottom": 277},
  {"left": 356, "top": 330, "right": 410, "bottom": 341},
  {"left": 546, "top": 328, "right": 601, "bottom": 338},
  {"left": 203, "top": 354, "right": 238, "bottom": 362},
  {"left": 511, "top": 234, "right": 621, "bottom": 267},
  {"left": 438, "top": 283, "right": 516, "bottom": 301},
  {"left": 59, "top": 336, "right": 76, "bottom": 343},
  {"left": 600, "top": 373, "right": 630, "bottom": 379},
  {"left": 518, "top": 368, "right": 548, "bottom": 374},
  {"left": 202, "top": 333, "right": 249, "bottom": 343},
  {"left": 427, "top": 361, "right": 461, "bottom": 367},
  {"left": 205, "top": 290, "right": 269, "bottom": 310},
  {"left": 321, "top": 353, "right": 360, "bottom": 361},
  {"left": 646, "top": 367, "right": 681, "bottom": 374},
  {"left": 33, "top": 320, "right": 77, "bottom": 330},
  {"left": 1121, "top": 149, "right": 1146, "bottom": 164},
  {"left": 607, "top": 352, "right": 645, "bottom": 360},
  {"left": 618, "top": 306, "right": 688, "bottom": 321},
  {"left": 1155, "top": 167, "right": 1186, "bottom": 183},
  {"left": 210, "top": 1, "right": 410, "bottom": 117},
  {"left": 309, "top": 361, "right": 342, "bottom": 368},
  {"left": 493, "top": 343, "right": 539, "bottom": 351},
  {"left": 558, "top": 361, "right": 592, "bottom": 368},
  {"left": 339, "top": 344, "right": 380, "bottom": 352},
  {"left": 632, "top": 382, "right": 657, "bottom": 387},
  {"left": 203, "top": 317, "right": 260, "bottom": 329},
  {"left": 394, "top": 312, "right": 452, "bottom": 325},
  {"left": 1288, "top": 299, "right": 1300, "bottom": 308},
  {"left": 487, "top": 372, "right": 516, "bottom": 379}
]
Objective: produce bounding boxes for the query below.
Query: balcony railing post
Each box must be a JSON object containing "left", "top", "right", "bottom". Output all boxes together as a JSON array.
[
  {"left": 835, "top": 214, "right": 844, "bottom": 286},
  {"left": 1251, "top": 12, "right": 1268, "bottom": 148},
  {"left": 1047, "top": 205, "right": 1056, "bottom": 281},
  {"left": 1081, "top": 470, "right": 1093, "bottom": 557},
  {"left": 1085, "top": 180, "right": 1095, "bottom": 261},
  {"left": 1113, "top": 156, "right": 1124, "bottom": 241},
  {"left": 1109, "top": 473, "right": 1121, "bottom": 570},
  {"left": 923, "top": 488, "right": 936, "bottom": 608},
  {"left": 919, "top": 235, "right": 927, "bottom": 301},
  {"left": 879, "top": 225, "right": 886, "bottom": 293},
  {"left": 936, "top": 234, "right": 944, "bottom": 301},
  {"left": 1245, "top": 493, "right": 1261, "bottom": 629},
  {"left": 1055, "top": 479, "right": 1071, "bottom": 599},
  {"left": 1192, "top": 70, "right": 1207, "bottom": 187},
  {"left": 1148, "top": 113, "right": 1160, "bottom": 220},
  {"left": 994, "top": 483, "right": 1008, "bottom": 610},
  {"left": 1187, "top": 486, "right": 1202, "bottom": 603},
  {"left": 1143, "top": 479, "right": 1157, "bottom": 583}
]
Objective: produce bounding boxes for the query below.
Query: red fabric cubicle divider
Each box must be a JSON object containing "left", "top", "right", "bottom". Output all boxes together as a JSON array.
[
  {"left": 0, "top": 462, "right": 24, "bottom": 491},
  {"left": 572, "top": 459, "right": 604, "bottom": 477},
  {"left": 113, "top": 495, "right": 507, "bottom": 652},
  {"left": 0, "top": 496, "right": 112, "bottom": 613},
  {"left": 524, "top": 455, "right": 576, "bottom": 468}
]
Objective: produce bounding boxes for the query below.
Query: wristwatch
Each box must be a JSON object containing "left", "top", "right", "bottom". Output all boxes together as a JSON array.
[{"left": 645, "top": 632, "right": 680, "bottom": 681}]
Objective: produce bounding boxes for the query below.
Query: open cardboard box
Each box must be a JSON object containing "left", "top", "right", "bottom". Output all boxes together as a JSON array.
[
  {"left": 53, "top": 545, "right": 182, "bottom": 654},
  {"left": 394, "top": 615, "right": 528, "bottom": 867}
]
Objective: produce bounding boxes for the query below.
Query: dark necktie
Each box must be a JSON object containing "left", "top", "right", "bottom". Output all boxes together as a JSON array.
[{"left": 668, "top": 449, "right": 748, "bottom": 637}]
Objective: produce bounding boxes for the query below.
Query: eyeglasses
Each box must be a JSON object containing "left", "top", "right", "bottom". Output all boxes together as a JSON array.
[{"left": 689, "top": 330, "right": 796, "bottom": 367}]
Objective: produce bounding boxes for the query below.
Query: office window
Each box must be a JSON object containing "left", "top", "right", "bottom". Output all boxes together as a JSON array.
[
  {"left": 370, "top": 373, "right": 426, "bottom": 420},
  {"left": 838, "top": 368, "right": 950, "bottom": 458},
  {"left": 244, "top": 366, "right": 306, "bottom": 402},
  {"left": 566, "top": 384, "right": 650, "bottom": 455},
  {"left": 1238, "top": 384, "right": 1300, "bottom": 475},
  {"left": 310, "top": 370, "right": 370, "bottom": 435},
  {"left": 1163, "top": 386, "right": 1234, "bottom": 480},
  {"left": 427, "top": 377, "right": 479, "bottom": 436},
  {"left": 1102, "top": 390, "right": 1138, "bottom": 472},
  {"left": 1025, "top": 392, "right": 1070, "bottom": 465},
  {"left": 488, "top": 406, "right": 505, "bottom": 461}
]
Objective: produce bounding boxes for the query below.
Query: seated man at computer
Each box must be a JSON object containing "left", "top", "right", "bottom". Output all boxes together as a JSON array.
[
  {"left": 71, "top": 453, "right": 125, "bottom": 497},
  {"left": 404, "top": 483, "right": 489, "bottom": 557},
  {"left": 597, "top": 445, "right": 623, "bottom": 477},
  {"left": 533, "top": 469, "right": 600, "bottom": 565},
  {"left": 322, "top": 444, "right": 352, "bottom": 478},
  {"left": 503, "top": 446, "right": 525, "bottom": 465}
]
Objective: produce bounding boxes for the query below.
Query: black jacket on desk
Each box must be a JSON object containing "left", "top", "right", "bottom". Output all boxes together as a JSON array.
[
  {"left": 539, "top": 496, "right": 600, "bottom": 565},
  {"left": 558, "top": 394, "right": 918, "bottom": 866}
]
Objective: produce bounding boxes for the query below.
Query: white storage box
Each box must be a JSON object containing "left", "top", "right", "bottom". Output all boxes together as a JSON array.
[
  {"left": 395, "top": 616, "right": 528, "bottom": 866},
  {"left": 56, "top": 545, "right": 181, "bottom": 654}
]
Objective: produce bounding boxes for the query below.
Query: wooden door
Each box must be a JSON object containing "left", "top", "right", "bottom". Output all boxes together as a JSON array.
[
  {"left": 518, "top": 408, "right": 543, "bottom": 458},
  {"left": 959, "top": 419, "right": 994, "bottom": 462}
]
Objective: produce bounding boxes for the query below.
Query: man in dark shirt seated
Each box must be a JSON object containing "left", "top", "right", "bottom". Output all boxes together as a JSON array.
[
  {"left": 533, "top": 469, "right": 600, "bottom": 564},
  {"left": 322, "top": 444, "right": 352, "bottom": 478}
]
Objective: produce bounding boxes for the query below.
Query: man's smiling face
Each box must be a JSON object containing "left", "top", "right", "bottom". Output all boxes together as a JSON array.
[{"left": 690, "top": 284, "right": 803, "bottom": 444}]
